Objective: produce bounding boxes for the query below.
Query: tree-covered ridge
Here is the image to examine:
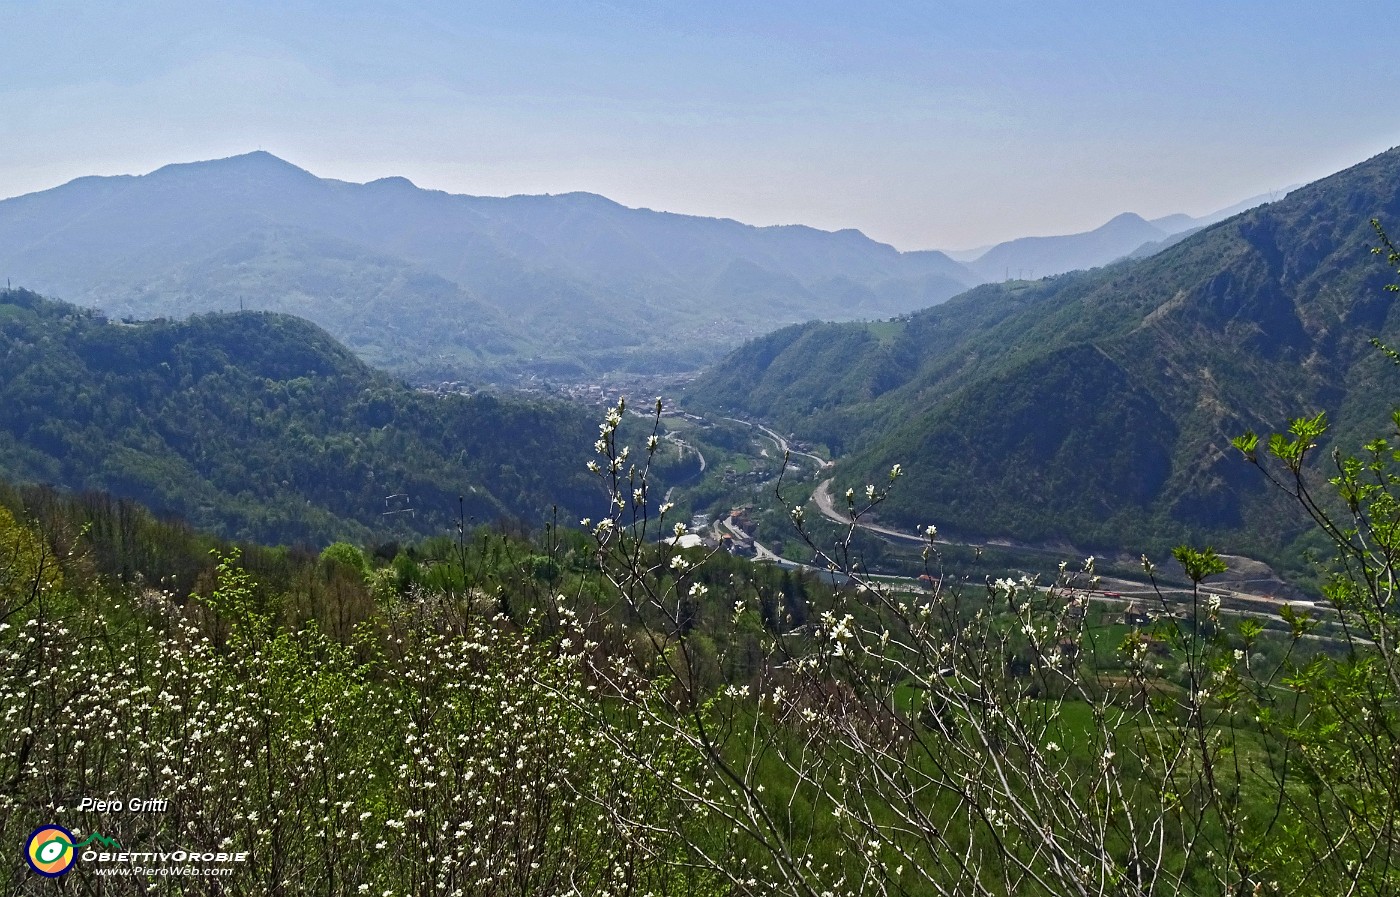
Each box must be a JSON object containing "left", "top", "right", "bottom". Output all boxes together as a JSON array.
[
  {"left": 688, "top": 145, "right": 1400, "bottom": 560},
  {"left": 0, "top": 288, "right": 603, "bottom": 546}
]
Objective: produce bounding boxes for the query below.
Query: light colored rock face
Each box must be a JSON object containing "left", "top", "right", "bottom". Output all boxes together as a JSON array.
[{"left": 1213, "top": 554, "right": 1302, "bottom": 600}]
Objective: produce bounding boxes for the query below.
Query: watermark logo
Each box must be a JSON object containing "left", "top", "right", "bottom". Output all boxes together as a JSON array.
[{"left": 24, "top": 826, "right": 121, "bottom": 878}]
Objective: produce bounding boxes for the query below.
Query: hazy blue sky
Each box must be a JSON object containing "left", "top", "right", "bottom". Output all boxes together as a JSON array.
[{"left": 2, "top": 1, "right": 1395, "bottom": 249}]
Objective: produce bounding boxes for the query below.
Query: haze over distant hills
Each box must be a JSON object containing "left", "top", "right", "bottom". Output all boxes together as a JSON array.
[
  {"left": 950, "top": 190, "right": 1287, "bottom": 281},
  {"left": 0, "top": 152, "right": 984, "bottom": 380},
  {"left": 0, "top": 152, "right": 1287, "bottom": 382},
  {"left": 688, "top": 147, "right": 1400, "bottom": 568}
]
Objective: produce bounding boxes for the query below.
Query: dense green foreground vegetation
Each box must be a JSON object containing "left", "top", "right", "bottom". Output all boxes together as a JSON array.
[
  {"left": 3, "top": 390, "right": 1400, "bottom": 895},
  {"left": 0, "top": 475, "right": 818, "bottom": 894}
]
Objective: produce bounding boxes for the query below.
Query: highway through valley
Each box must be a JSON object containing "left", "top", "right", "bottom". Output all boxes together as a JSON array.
[{"left": 673, "top": 408, "right": 1326, "bottom": 635}]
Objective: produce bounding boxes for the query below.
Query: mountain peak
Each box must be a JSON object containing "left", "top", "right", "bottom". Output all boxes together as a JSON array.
[
  {"left": 366, "top": 175, "right": 418, "bottom": 190},
  {"left": 550, "top": 191, "right": 625, "bottom": 210},
  {"left": 1101, "top": 211, "right": 1152, "bottom": 229},
  {"left": 148, "top": 151, "right": 316, "bottom": 181}
]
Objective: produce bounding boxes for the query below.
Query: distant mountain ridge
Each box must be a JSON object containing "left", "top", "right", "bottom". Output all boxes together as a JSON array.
[
  {"left": 953, "top": 190, "right": 1286, "bottom": 281},
  {"left": 686, "top": 147, "right": 1400, "bottom": 569},
  {"left": 966, "top": 212, "right": 1170, "bottom": 281},
  {"left": 0, "top": 152, "right": 981, "bottom": 380},
  {"left": 0, "top": 153, "right": 1291, "bottom": 381}
]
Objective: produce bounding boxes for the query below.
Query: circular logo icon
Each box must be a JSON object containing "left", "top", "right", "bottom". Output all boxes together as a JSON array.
[{"left": 25, "top": 825, "right": 76, "bottom": 877}]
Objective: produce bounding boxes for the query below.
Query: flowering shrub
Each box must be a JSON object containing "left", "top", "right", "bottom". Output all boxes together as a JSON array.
[
  {"left": 574, "top": 396, "right": 1397, "bottom": 895},
  {"left": 0, "top": 523, "right": 716, "bottom": 895}
]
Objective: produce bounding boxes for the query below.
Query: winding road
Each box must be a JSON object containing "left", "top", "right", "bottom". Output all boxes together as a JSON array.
[
  {"left": 670, "top": 409, "right": 1316, "bottom": 631},
  {"left": 720, "top": 416, "right": 832, "bottom": 476},
  {"left": 812, "top": 479, "right": 927, "bottom": 545},
  {"left": 666, "top": 434, "right": 706, "bottom": 473},
  {"left": 808, "top": 477, "right": 1317, "bottom": 621}
]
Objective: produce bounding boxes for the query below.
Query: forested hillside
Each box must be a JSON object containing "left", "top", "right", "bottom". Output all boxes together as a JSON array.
[
  {"left": 0, "top": 288, "right": 622, "bottom": 545},
  {"left": 689, "top": 146, "right": 1400, "bottom": 560}
]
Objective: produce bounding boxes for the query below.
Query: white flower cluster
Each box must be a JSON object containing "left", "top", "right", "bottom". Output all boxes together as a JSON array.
[
  {"left": 0, "top": 570, "right": 709, "bottom": 895},
  {"left": 820, "top": 612, "right": 858, "bottom": 658}
]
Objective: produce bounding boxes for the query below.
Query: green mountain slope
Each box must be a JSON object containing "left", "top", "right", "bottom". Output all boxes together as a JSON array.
[
  {"left": 688, "top": 146, "right": 1400, "bottom": 559},
  {"left": 0, "top": 288, "right": 604, "bottom": 546}
]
